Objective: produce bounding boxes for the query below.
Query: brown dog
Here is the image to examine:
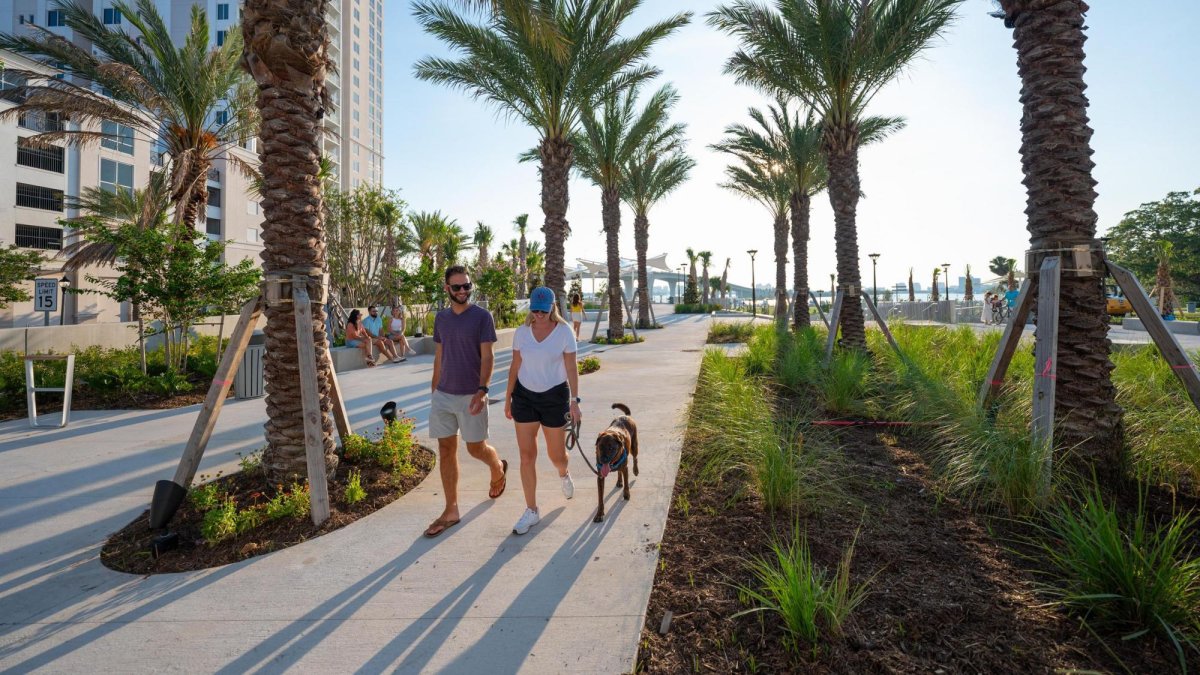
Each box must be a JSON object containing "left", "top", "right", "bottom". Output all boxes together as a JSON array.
[{"left": 593, "top": 403, "right": 639, "bottom": 523}]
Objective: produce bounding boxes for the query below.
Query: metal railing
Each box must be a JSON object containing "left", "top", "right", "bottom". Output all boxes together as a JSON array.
[
  {"left": 17, "top": 142, "right": 65, "bottom": 173},
  {"left": 15, "top": 183, "right": 64, "bottom": 211}
]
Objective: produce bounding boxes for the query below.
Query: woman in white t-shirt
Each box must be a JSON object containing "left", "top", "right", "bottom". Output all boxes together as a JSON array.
[{"left": 504, "top": 286, "right": 581, "bottom": 535}]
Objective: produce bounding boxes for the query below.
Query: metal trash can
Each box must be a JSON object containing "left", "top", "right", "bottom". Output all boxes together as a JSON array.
[{"left": 234, "top": 331, "right": 266, "bottom": 399}]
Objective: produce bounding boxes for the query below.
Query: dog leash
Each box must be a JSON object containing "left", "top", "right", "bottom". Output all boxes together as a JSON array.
[{"left": 565, "top": 412, "right": 600, "bottom": 477}]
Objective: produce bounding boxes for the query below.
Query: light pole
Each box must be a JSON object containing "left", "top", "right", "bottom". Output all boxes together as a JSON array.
[
  {"left": 59, "top": 276, "right": 71, "bottom": 325},
  {"left": 746, "top": 250, "right": 758, "bottom": 317},
  {"left": 941, "top": 263, "right": 951, "bottom": 301},
  {"left": 868, "top": 253, "right": 880, "bottom": 307},
  {"left": 677, "top": 265, "right": 685, "bottom": 303}
]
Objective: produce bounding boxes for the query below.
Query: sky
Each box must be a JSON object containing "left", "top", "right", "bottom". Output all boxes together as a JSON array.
[{"left": 382, "top": 1, "right": 1200, "bottom": 291}]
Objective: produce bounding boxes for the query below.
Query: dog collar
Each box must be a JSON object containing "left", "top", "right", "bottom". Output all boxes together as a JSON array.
[{"left": 597, "top": 447, "right": 629, "bottom": 474}]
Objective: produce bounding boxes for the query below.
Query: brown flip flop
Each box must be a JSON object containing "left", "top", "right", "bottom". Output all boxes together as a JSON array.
[
  {"left": 424, "top": 517, "right": 460, "bottom": 538},
  {"left": 489, "top": 459, "right": 509, "bottom": 499}
]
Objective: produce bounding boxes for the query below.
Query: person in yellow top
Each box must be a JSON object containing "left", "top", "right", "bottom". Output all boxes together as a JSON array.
[{"left": 568, "top": 292, "right": 585, "bottom": 338}]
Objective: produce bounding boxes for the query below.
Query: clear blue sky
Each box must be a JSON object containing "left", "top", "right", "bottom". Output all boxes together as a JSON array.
[{"left": 382, "top": 1, "right": 1200, "bottom": 290}]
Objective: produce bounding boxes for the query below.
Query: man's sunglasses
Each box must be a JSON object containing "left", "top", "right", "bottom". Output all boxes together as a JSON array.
[{"left": 448, "top": 283, "right": 473, "bottom": 292}]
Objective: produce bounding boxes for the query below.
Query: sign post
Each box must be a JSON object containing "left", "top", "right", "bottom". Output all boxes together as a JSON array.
[{"left": 34, "top": 278, "right": 58, "bottom": 326}]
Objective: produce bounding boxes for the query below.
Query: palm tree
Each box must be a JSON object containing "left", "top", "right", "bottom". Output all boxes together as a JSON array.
[
  {"left": 473, "top": 222, "right": 495, "bottom": 276},
  {"left": 907, "top": 268, "right": 915, "bottom": 302},
  {"left": 930, "top": 268, "right": 940, "bottom": 302},
  {"left": 240, "top": 0, "right": 337, "bottom": 481},
  {"left": 698, "top": 251, "right": 713, "bottom": 306},
  {"left": 525, "top": 241, "right": 546, "bottom": 287},
  {"left": 1, "top": 0, "right": 258, "bottom": 230},
  {"left": 719, "top": 257, "right": 731, "bottom": 305},
  {"left": 622, "top": 148, "right": 694, "bottom": 326},
  {"left": 684, "top": 247, "right": 700, "bottom": 304},
  {"left": 964, "top": 264, "right": 974, "bottom": 302},
  {"left": 573, "top": 84, "right": 682, "bottom": 338},
  {"left": 501, "top": 237, "right": 521, "bottom": 269},
  {"left": 414, "top": 1, "right": 690, "bottom": 310},
  {"left": 376, "top": 201, "right": 406, "bottom": 305},
  {"left": 710, "top": 0, "right": 957, "bottom": 348},
  {"left": 713, "top": 130, "right": 792, "bottom": 321},
  {"left": 988, "top": 255, "right": 1017, "bottom": 279},
  {"left": 513, "top": 213, "right": 529, "bottom": 298},
  {"left": 410, "top": 210, "right": 463, "bottom": 271},
  {"left": 62, "top": 172, "right": 171, "bottom": 272}
]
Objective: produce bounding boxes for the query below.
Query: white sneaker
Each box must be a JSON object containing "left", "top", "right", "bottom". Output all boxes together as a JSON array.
[
  {"left": 561, "top": 473, "right": 574, "bottom": 499},
  {"left": 513, "top": 507, "right": 540, "bottom": 535}
]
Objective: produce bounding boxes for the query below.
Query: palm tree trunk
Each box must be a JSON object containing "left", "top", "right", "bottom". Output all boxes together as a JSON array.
[
  {"left": 1002, "top": 0, "right": 1122, "bottom": 466},
  {"left": 825, "top": 134, "right": 866, "bottom": 348},
  {"left": 790, "top": 191, "right": 811, "bottom": 330},
  {"left": 602, "top": 187, "right": 623, "bottom": 339},
  {"left": 539, "top": 136, "right": 571, "bottom": 310},
  {"left": 773, "top": 212, "right": 788, "bottom": 320},
  {"left": 634, "top": 213, "right": 651, "bottom": 328},
  {"left": 518, "top": 233, "right": 527, "bottom": 299},
  {"left": 173, "top": 158, "right": 211, "bottom": 229},
  {"left": 243, "top": 0, "right": 338, "bottom": 483}
]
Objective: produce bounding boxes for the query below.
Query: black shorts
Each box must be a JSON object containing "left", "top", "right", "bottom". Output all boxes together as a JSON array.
[{"left": 511, "top": 380, "right": 570, "bottom": 428}]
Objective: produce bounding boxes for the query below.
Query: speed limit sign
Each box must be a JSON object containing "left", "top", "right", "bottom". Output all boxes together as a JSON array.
[{"left": 34, "top": 278, "right": 58, "bottom": 312}]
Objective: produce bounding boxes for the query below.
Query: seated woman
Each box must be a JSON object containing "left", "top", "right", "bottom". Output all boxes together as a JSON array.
[
  {"left": 386, "top": 302, "right": 417, "bottom": 357},
  {"left": 344, "top": 309, "right": 377, "bottom": 367}
]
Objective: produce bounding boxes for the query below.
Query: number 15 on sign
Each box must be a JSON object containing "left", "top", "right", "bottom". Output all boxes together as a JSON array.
[{"left": 35, "top": 278, "right": 58, "bottom": 315}]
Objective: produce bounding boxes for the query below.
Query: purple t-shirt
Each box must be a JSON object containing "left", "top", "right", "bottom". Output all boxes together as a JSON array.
[{"left": 433, "top": 304, "right": 498, "bottom": 395}]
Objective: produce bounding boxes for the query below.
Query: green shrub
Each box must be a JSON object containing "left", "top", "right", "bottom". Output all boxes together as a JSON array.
[
  {"left": 1033, "top": 485, "right": 1200, "bottom": 667},
  {"left": 674, "top": 303, "right": 722, "bottom": 314},
  {"left": 577, "top": 356, "right": 601, "bottom": 375},
  {"left": 343, "top": 417, "right": 417, "bottom": 474},
  {"left": 821, "top": 350, "right": 869, "bottom": 416},
  {"left": 707, "top": 321, "right": 756, "bottom": 344},
  {"left": 188, "top": 482, "right": 224, "bottom": 512},
  {"left": 735, "top": 524, "right": 870, "bottom": 654},
  {"left": 200, "top": 497, "right": 239, "bottom": 544},
  {"left": 264, "top": 482, "right": 310, "bottom": 520},
  {"left": 590, "top": 334, "right": 644, "bottom": 345},
  {"left": 344, "top": 469, "right": 366, "bottom": 505},
  {"left": 145, "top": 370, "right": 194, "bottom": 396}
]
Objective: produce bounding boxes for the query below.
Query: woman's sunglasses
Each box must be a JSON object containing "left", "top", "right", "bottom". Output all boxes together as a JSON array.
[
  {"left": 448, "top": 283, "right": 473, "bottom": 292},
  {"left": 530, "top": 310, "right": 549, "bottom": 315}
]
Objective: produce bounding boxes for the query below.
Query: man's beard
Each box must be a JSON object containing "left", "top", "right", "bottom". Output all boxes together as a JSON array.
[{"left": 448, "top": 291, "right": 470, "bottom": 306}]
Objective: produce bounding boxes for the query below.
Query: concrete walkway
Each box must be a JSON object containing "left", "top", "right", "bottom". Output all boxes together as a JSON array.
[{"left": 0, "top": 308, "right": 715, "bottom": 674}]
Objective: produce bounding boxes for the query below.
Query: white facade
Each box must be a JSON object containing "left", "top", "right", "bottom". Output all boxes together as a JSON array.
[{"left": 0, "top": 1, "right": 381, "bottom": 327}]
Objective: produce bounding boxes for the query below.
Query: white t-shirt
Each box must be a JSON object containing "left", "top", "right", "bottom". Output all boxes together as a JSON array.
[{"left": 513, "top": 322, "right": 577, "bottom": 392}]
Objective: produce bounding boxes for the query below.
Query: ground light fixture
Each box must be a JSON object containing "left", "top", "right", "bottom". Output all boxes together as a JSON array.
[{"left": 747, "top": 250, "right": 758, "bottom": 317}]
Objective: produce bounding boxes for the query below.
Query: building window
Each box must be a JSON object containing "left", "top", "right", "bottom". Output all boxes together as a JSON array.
[
  {"left": 207, "top": 186, "right": 222, "bottom": 207},
  {"left": 206, "top": 218, "right": 222, "bottom": 235},
  {"left": 103, "top": 7, "right": 122, "bottom": 25},
  {"left": 214, "top": 109, "right": 229, "bottom": 126},
  {"left": 17, "top": 139, "right": 65, "bottom": 173},
  {"left": 16, "top": 183, "right": 64, "bottom": 211},
  {"left": 246, "top": 228, "right": 259, "bottom": 243},
  {"left": 100, "top": 159, "right": 134, "bottom": 196},
  {"left": 217, "top": 3, "right": 229, "bottom": 20},
  {"left": 18, "top": 111, "right": 64, "bottom": 132},
  {"left": 216, "top": 30, "right": 227, "bottom": 46},
  {"left": 100, "top": 120, "right": 135, "bottom": 154},
  {"left": 15, "top": 224, "right": 63, "bottom": 250},
  {"left": 47, "top": 10, "right": 65, "bottom": 27}
]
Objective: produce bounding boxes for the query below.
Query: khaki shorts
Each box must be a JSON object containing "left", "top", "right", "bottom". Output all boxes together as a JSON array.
[{"left": 428, "top": 390, "right": 490, "bottom": 443}]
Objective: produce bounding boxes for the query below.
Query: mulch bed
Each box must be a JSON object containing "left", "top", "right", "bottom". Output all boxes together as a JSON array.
[
  {"left": 638, "top": 426, "right": 1182, "bottom": 673},
  {"left": 1, "top": 386, "right": 216, "bottom": 422},
  {"left": 100, "top": 446, "right": 434, "bottom": 575}
]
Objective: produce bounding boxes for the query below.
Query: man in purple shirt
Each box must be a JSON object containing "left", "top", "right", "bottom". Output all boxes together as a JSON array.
[{"left": 424, "top": 265, "right": 508, "bottom": 537}]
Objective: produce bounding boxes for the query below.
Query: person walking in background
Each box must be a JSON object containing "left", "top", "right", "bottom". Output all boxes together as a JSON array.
[
  {"left": 505, "top": 287, "right": 580, "bottom": 535},
  {"left": 568, "top": 292, "right": 585, "bottom": 338},
  {"left": 982, "top": 292, "right": 993, "bottom": 325},
  {"left": 425, "top": 266, "right": 509, "bottom": 538},
  {"left": 363, "top": 305, "right": 403, "bottom": 363},
  {"left": 344, "top": 309, "right": 377, "bottom": 367},
  {"left": 387, "top": 301, "right": 417, "bottom": 357}
]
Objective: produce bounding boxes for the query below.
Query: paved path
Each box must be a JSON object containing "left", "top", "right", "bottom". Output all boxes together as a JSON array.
[
  {"left": 0, "top": 308, "right": 714, "bottom": 674},
  {"left": 905, "top": 319, "right": 1200, "bottom": 351}
]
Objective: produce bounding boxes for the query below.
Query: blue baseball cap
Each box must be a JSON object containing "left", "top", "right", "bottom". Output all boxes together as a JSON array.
[{"left": 529, "top": 287, "right": 555, "bottom": 313}]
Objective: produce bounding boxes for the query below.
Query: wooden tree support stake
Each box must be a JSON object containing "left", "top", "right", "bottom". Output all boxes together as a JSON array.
[
  {"left": 1107, "top": 261, "right": 1200, "bottom": 412},
  {"left": 1032, "top": 257, "right": 1061, "bottom": 490},
  {"left": 292, "top": 277, "right": 331, "bottom": 526},
  {"left": 977, "top": 279, "right": 1035, "bottom": 410},
  {"left": 824, "top": 290, "right": 845, "bottom": 361},
  {"left": 810, "top": 293, "right": 830, "bottom": 330},
  {"left": 622, "top": 292, "right": 639, "bottom": 341},
  {"left": 859, "top": 291, "right": 903, "bottom": 358},
  {"left": 172, "top": 296, "right": 263, "bottom": 489}
]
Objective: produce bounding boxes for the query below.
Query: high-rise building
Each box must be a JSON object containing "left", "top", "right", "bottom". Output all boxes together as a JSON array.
[{"left": 0, "top": 1, "right": 381, "bottom": 327}]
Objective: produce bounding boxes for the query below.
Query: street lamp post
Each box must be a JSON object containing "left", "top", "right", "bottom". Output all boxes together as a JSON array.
[
  {"left": 868, "top": 253, "right": 880, "bottom": 307},
  {"left": 747, "top": 250, "right": 758, "bottom": 317},
  {"left": 59, "top": 276, "right": 71, "bottom": 326},
  {"left": 941, "top": 263, "right": 951, "bottom": 301}
]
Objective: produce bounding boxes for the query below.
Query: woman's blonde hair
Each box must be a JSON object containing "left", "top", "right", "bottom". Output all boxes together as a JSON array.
[{"left": 524, "top": 294, "right": 568, "bottom": 327}]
